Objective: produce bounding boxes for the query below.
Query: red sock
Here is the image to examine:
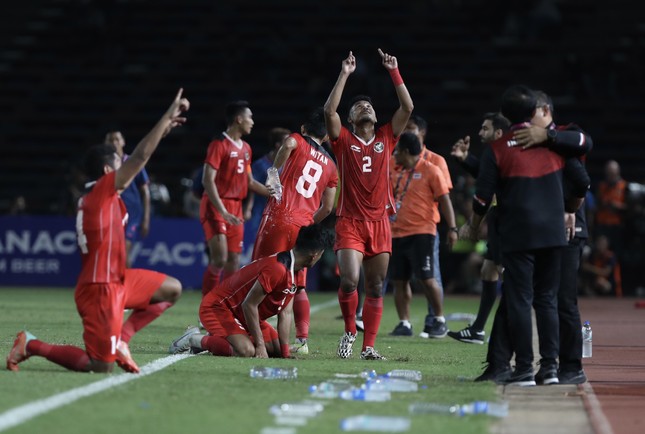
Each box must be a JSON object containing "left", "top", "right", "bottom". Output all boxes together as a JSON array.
[
  {"left": 202, "top": 264, "right": 222, "bottom": 296},
  {"left": 201, "top": 335, "right": 233, "bottom": 356},
  {"left": 293, "top": 290, "right": 310, "bottom": 339},
  {"left": 121, "top": 301, "right": 173, "bottom": 343},
  {"left": 27, "top": 340, "right": 91, "bottom": 372},
  {"left": 338, "top": 288, "right": 358, "bottom": 335},
  {"left": 362, "top": 296, "right": 383, "bottom": 350}
]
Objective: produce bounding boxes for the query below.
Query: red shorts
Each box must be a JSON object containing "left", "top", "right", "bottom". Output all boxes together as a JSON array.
[
  {"left": 199, "top": 304, "right": 276, "bottom": 342},
  {"left": 75, "top": 269, "right": 166, "bottom": 363},
  {"left": 334, "top": 216, "right": 392, "bottom": 258},
  {"left": 200, "top": 198, "right": 244, "bottom": 253},
  {"left": 252, "top": 214, "right": 307, "bottom": 287}
]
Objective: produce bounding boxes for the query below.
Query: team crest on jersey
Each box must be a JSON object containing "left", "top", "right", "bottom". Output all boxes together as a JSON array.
[
  {"left": 245, "top": 151, "right": 250, "bottom": 160},
  {"left": 350, "top": 145, "right": 361, "bottom": 152},
  {"left": 282, "top": 284, "right": 297, "bottom": 295},
  {"left": 374, "top": 142, "right": 385, "bottom": 153}
]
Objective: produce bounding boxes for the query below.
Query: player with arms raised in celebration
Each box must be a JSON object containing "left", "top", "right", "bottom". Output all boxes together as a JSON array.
[
  {"left": 324, "top": 49, "right": 413, "bottom": 360},
  {"left": 7, "top": 89, "right": 189, "bottom": 373}
]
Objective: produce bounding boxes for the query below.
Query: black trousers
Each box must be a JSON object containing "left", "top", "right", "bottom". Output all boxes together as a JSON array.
[
  {"left": 487, "top": 247, "right": 562, "bottom": 371},
  {"left": 558, "top": 239, "right": 584, "bottom": 371}
]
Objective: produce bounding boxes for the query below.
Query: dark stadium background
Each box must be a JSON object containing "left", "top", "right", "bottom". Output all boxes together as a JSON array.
[{"left": 1, "top": 0, "right": 643, "bottom": 292}]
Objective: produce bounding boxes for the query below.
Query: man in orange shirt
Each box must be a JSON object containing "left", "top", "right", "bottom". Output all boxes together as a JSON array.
[
  {"left": 403, "top": 115, "right": 454, "bottom": 338},
  {"left": 388, "top": 132, "right": 458, "bottom": 337},
  {"left": 595, "top": 160, "right": 626, "bottom": 259}
]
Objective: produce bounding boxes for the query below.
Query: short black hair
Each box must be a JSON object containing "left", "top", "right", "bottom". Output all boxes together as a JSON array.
[
  {"left": 83, "top": 144, "right": 117, "bottom": 180},
  {"left": 483, "top": 112, "right": 511, "bottom": 132},
  {"left": 534, "top": 90, "right": 555, "bottom": 116},
  {"left": 267, "top": 127, "right": 291, "bottom": 148},
  {"left": 396, "top": 132, "right": 422, "bottom": 156},
  {"left": 408, "top": 114, "right": 428, "bottom": 132},
  {"left": 500, "top": 85, "right": 537, "bottom": 124},
  {"left": 302, "top": 107, "right": 327, "bottom": 139},
  {"left": 225, "top": 100, "right": 250, "bottom": 126},
  {"left": 294, "top": 223, "right": 335, "bottom": 253},
  {"left": 347, "top": 95, "right": 373, "bottom": 113}
]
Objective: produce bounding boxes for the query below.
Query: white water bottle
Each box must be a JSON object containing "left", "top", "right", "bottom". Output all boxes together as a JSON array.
[
  {"left": 339, "top": 388, "right": 391, "bottom": 402},
  {"left": 250, "top": 366, "right": 297, "bottom": 379},
  {"left": 365, "top": 377, "right": 418, "bottom": 392},
  {"left": 582, "top": 321, "right": 592, "bottom": 358},
  {"left": 266, "top": 167, "right": 283, "bottom": 203},
  {"left": 385, "top": 369, "right": 422, "bottom": 381},
  {"left": 309, "top": 381, "right": 354, "bottom": 398},
  {"left": 340, "top": 415, "right": 411, "bottom": 432}
]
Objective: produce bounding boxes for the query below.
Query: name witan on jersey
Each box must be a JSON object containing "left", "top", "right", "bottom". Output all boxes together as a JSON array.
[{"left": 309, "top": 148, "right": 330, "bottom": 165}]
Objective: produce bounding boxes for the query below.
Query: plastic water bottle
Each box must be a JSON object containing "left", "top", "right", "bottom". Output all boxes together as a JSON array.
[
  {"left": 582, "top": 321, "right": 592, "bottom": 358},
  {"left": 269, "top": 402, "right": 324, "bottom": 417},
  {"left": 250, "top": 366, "right": 298, "bottom": 379},
  {"left": 385, "top": 370, "right": 422, "bottom": 381},
  {"left": 340, "top": 415, "right": 411, "bottom": 432},
  {"left": 445, "top": 312, "right": 477, "bottom": 322},
  {"left": 339, "top": 388, "right": 391, "bottom": 402},
  {"left": 365, "top": 377, "right": 418, "bottom": 392},
  {"left": 266, "top": 167, "right": 283, "bottom": 202},
  {"left": 309, "top": 381, "right": 354, "bottom": 398},
  {"left": 260, "top": 428, "right": 296, "bottom": 434},
  {"left": 359, "top": 369, "right": 378, "bottom": 379},
  {"left": 409, "top": 401, "right": 509, "bottom": 418}
]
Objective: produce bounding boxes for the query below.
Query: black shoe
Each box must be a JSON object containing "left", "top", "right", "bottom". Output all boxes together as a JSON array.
[
  {"left": 558, "top": 369, "right": 587, "bottom": 385},
  {"left": 535, "top": 365, "right": 559, "bottom": 385},
  {"left": 503, "top": 368, "right": 536, "bottom": 387},
  {"left": 419, "top": 320, "right": 448, "bottom": 339},
  {"left": 474, "top": 363, "right": 512, "bottom": 383},
  {"left": 447, "top": 325, "right": 485, "bottom": 344},
  {"left": 389, "top": 322, "right": 413, "bottom": 336}
]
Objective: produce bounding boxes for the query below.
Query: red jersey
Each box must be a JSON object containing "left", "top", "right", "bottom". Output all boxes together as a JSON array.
[
  {"left": 75, "top": 171, "right": 127, "bottom": 285},
  {"left": 201, "top": 251, "right": 297, "bottom": 328},
  {"left": 263, "top": 133, "right": 338, "bottom": 226},
  {"left": 331, "top": 124, "right": 398, "bottom": 220},
  {"left": 203, "top": 132, "right": 252, "bottom": 200}
]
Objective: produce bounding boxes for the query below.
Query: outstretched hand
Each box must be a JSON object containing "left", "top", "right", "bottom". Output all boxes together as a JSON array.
[
  {"left": 451, "top": 136, "right": 470, "bottom": 161},
  {"left": 163, "top": 88, "right": 190, "bottom": 136},
  {"left": 378, "top": 48, "right": 398, "bottom": 70},
  {"left": 341, "top": 51, "right": 356, "bottom": 75}
]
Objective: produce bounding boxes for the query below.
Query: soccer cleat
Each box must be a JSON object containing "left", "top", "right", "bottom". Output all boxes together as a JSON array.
[
  {"left": 419, "top": 319, "right": 448, "bottom": 339},
  {"left": 337, "top": 332, "right": 357, "bottom": 359},
  {"left": 389, "top": 322, "right": 413, "bottom": 337},
  {"left": 558, "top": 369, "right": 587, "bottom": 385},
  {"left": 447, "top": 325, "right": 485, "bottom": 344},
  {"left": 535, "top": 365, "right": 559, "bottom": 385},
  {"left": 168, "top": 326, "right": 201, "bottom": 354},
  {"left": 474, "top": 363, "right": 512, "bottom": 383},
  {"left": 115, "top": 341, "right": 140, "bottom": 374},
  {"left": 502, "top": 368, "right": 536, "bottom": 387},
  {"left": 6, "top": 331, "right": 36, "bottom": 372},
  {"left": 360, "top": 346, "right": 387, "bottom": 360},
  {"left": 289, "top": 338, "right": 309, "bottom": 355}
]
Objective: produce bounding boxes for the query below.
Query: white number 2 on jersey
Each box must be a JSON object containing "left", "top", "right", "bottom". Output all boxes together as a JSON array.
[
  {"left": 362, "top": 156, "right": 372, "bottom": 173},
  {"left": 296, "top": 160, "right": 323, "bottom": 198}
]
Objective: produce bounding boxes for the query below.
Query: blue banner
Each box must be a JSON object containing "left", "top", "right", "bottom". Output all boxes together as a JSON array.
[{"left": 0, "top": 216, "right": 207, "bottom": 289}]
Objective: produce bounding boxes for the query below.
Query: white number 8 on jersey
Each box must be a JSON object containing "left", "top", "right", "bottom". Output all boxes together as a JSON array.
[{"left": 296, "top": 160, "right": 323, "bottom": 198}]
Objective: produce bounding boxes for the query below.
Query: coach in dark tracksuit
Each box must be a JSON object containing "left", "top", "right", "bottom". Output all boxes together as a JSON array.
[
  {"left": 461, "top": 85, "right": 589, "bottom": 386},
  {"left": 514, "top": 91, "right": 593, "bottom": 384}
]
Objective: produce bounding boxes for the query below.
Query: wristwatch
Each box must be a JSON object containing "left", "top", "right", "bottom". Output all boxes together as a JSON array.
[{"left": 547, "top": 129, "right": 558, "bottom": 143}]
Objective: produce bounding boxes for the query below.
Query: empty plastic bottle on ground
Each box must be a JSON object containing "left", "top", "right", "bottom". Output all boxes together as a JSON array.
[
  {"left": 339, "top": 388, "right": 391, "bottom": 402},
  {"left": 266, "top": 167, "right": 283, "bottom": 202},
  {"left": 385, "top": 369, "right": 422, "bottom": 381},
  {"left": 269, "top": 402, "right": 323, "bottom": 417},
  {"left": 310, "top": 381, "right": 354, "bottom": 398},
  {"left": 365, "top": 377, "right": 418, "bottom": 392},
  {"left": 409, "top": 401, "right": 509, "bottom": 418},
  {"left": 250, "top": 366, "right": 297, "bottom": 379},
  {"left": 582, "top": 321, "right": 592, "bottom": 358},
  {"left": 340, "top": 415, "right": 411, "bottom": 432}
]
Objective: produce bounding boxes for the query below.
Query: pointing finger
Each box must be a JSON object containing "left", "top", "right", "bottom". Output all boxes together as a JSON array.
[
  {"left": 175, "top": 87, "right": 183, "bottom": 100},
  {"left": 377, "top": 48, "right": 385, "bottom": 58}
]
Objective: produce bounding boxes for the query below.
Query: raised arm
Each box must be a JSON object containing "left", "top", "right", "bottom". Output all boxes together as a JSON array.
[
  {"left": 324, "top": 51, "right": 356, "bottom": 141},
  {"left": 378, "top": 48, "right": 413, "bottom": 137},
  {"left": 272, "top": 136, "right": 297, "bottom": 170},
  {"left": 116, "top": 88, "right": 189, "bottom": 190}
]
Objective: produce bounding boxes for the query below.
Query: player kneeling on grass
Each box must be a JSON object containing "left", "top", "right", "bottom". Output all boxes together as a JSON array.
[
  {"left": 6, "top": 89, "right": 190, "bottom": 374},
  {"left": 169, "top": 223, "right": 334, "bottom": 358}
]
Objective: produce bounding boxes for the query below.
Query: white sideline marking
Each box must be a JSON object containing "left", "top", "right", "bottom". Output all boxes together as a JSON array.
[
  {"left": 0, "top": 354, "right": 192, "bottom": 432},
  {"left": 0, "top": 298, "right": 338, "bottom": 432},
  {"left": 582, "top": 382, "right": 615, "bottom": 434}
]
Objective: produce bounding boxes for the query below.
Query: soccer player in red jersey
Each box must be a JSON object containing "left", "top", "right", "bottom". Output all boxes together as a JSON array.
[
  {"left": 170, "top": 224, "right": 334, "bottom": 358},
  {"left": 6, "top": 89, "right": 190, "bottom": 373},
  {"left": 252, "top": 107, "right": 338, "bottom": 355},
  {"left": 200, "top": 101, "right": 269, "bottom": 295},
  {"left": 324, "top": 49, "right": 414, "bottom": 360}
]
